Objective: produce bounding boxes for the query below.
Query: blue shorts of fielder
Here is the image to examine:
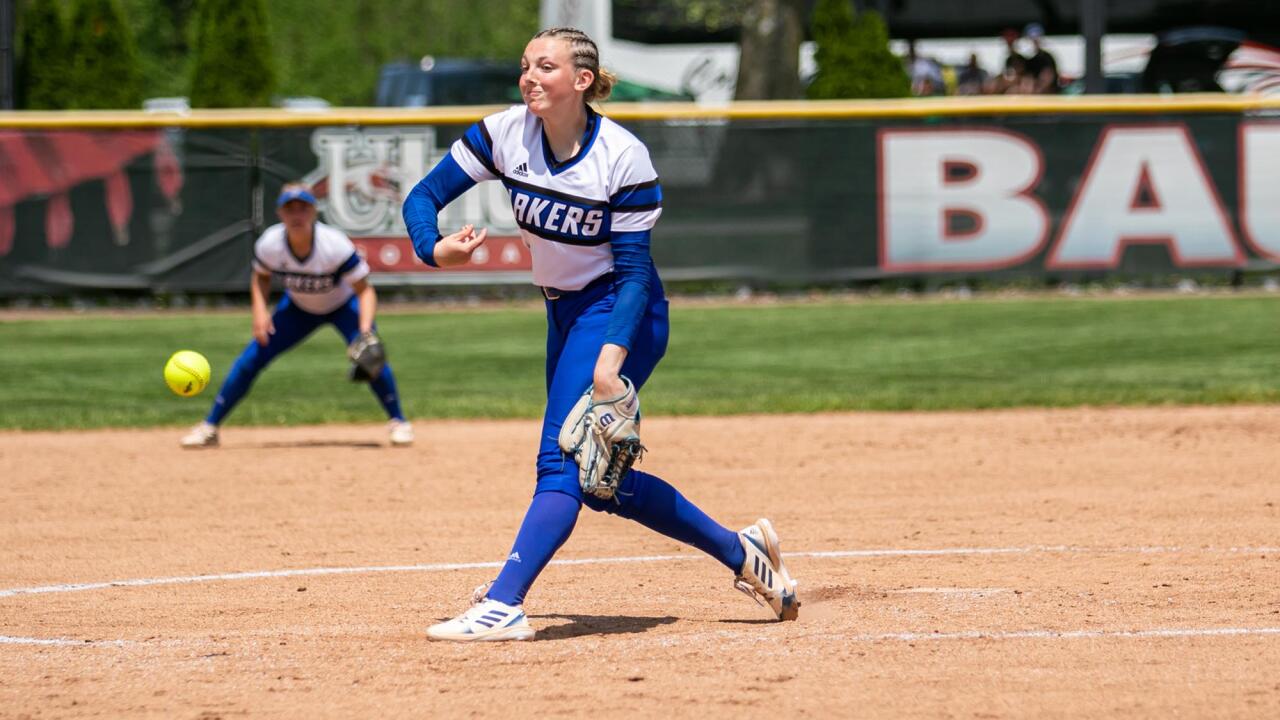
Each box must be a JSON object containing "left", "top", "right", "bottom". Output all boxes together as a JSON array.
[
  {"left": 534, "top": 272, "right": 669, "bottom": 506},
  {"left": 206, "top": 295, "right": 404, "bottom": 425}
]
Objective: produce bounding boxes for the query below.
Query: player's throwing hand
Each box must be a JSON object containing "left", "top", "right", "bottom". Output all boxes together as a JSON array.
[
  {"left": 251, "top": 308, "right": 275, "bottom": 346},
  {"left": 433, "top": 223, "right": 488, "bottom": 267}
]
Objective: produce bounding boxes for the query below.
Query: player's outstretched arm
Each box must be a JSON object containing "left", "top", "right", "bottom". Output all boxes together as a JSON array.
[
  {"left": 592, "top": 344, "right": 629, "bottom": 401},
  {"left": 403, "top": 154, "right": 479, "bottom": 266},
  {"left": 351, "top": 278, "right": 376, "bottom": 334},
  {"left": 249, "top": 270, "right": 274, "bottom": 346}
]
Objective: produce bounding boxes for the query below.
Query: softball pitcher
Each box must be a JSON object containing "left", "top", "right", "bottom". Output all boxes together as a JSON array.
[
  {"left": 403, "top": 28, "right": 799, "bottom": 641},
  {"left": 181, "top": 183, "right": 414, "bottom": 448}
]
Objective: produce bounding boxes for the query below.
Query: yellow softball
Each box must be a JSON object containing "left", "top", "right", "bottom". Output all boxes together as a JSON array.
[{"left": 164, "top": 350, "right": 212, "bottom": 397}]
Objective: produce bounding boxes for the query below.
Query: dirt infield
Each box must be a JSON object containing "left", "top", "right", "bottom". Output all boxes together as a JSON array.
[{"left": 1, "top": 406, "right": 1277, "bottom": 718}]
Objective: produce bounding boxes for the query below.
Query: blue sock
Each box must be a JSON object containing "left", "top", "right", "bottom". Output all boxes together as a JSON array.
[
  {"left": 485, "top": 490, "right": 581, "bottom": 606},
  {"left": 369, "top": 364, "right": 404, "bottom": 420},
  {"left": 206, "top": 347, "right": 265, "bottom": 425},
  {"left": 602, "top": 470, "right": 746, "bottom": 573}
]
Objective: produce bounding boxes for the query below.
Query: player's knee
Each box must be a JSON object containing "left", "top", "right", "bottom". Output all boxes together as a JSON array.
[
  {"left": 231, "top": 347, "right": 268, "bottom": 375},
  {"left": 580, "top": 493, "right": 618, "bottom": 515},
  {"left": 582, "top": 469, "right": 648, "bottom": 517}
]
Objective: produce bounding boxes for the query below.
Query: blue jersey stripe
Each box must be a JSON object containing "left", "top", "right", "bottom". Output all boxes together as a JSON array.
[
  {"left": 478, "top": 120, "right": 495, "bottom": 156},
  {"left": 612, "top": 202, "right": 662, "bottom": 214},
  {"left": 501, "top": 176, "right": 607, "bottom": 208},
  {"left": 461, "top": 122, "right": 498, "bottom": 176},
  {"left": 540, "top": 106, "right": 602, "bottom": 176},
  {"left": 333, "top": 251, "right": 361, "bottom": 278},
  {"left": 516, "top": 219, "right": 611, "bottom": 247},
  {"left": 611, "top": 181, "right": 663, "bottom": 211}
]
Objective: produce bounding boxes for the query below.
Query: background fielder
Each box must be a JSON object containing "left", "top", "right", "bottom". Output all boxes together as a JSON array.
[{"left": 182, "top": 184, "right": 414, "bottom": 448}]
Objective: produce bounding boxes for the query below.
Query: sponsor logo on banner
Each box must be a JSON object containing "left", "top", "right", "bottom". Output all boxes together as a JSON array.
[{"left": 302, "top": 127, "right": 529, "bottom": 274}]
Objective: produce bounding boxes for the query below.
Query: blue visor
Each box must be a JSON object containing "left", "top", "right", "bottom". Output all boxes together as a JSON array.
[{"left": 276, "top": 188, "right": 317, "bottom": 207}]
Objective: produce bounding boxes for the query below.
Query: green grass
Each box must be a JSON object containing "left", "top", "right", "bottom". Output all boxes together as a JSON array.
[{"left": 1, "top": 294, "right": 1277, "bottom": 430}]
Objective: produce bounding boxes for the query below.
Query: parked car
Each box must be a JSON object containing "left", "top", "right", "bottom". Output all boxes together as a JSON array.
[
  {"left": 375, "top": 57, "right": 692, "bottom": 107},
  {"left": 1063, "top": 26, "right": 1280, "bottom": 94}
]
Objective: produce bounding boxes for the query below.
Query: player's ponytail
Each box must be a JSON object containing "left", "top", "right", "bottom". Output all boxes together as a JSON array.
[
  {"left": 590, "top": 67, "right": 616, "bottom": 104},
  {"left": 533, "top": 27, "right": 614, "bottom": 103}
]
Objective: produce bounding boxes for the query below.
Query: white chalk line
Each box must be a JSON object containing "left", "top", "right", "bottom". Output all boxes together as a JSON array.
[
  {"left": 2, "top": 544, "right": 1278, "bottom": 648},
  {"left": 3, "top": 544, "right": 1277, "bottom": 600},
  {"left": 850, "top": 627, "right": 1280, "bottom": 643},
  {"left": 5, "top": 626, "right": 1280, "bottom": 649},
  {"left": 887, "top": 587, "right": 1012, "bottom": 595},
  {"left": 0, "top": 635, "right": 126, "bottom": 647},
  {"left": 0, "top": 635, "right": 85, "bottom": 646}
]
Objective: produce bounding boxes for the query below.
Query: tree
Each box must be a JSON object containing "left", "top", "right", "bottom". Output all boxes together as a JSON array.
[
  {"left": 16, "top": 0, "right": 72, "bottom": 109},
  {"left": 65, "top": 0, "right": 143, "bottom": 109},
  {"left": 733, "top": 0, "right": 805, "bottom": 100},
  {"left": 122, "top": 0, "right": 198, "bottom": 100},
  {"left": 263, "top": 0, "right": 540, "bottom": 106},
  {"left": 807, "top": 0, "right": 909, "bottom": 99},
  {"left": 189, "top": 0, "right": 275, "bottom": 107}
]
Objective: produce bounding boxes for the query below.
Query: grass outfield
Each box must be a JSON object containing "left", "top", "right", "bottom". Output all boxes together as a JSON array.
[{"left": 0, "top": 294, "right": 1276, "bottom": 430}]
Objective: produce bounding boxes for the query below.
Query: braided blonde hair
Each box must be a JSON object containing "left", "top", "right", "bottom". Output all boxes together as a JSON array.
[{"left": 532, "top": 27, "right": 616, "bottom": 103}]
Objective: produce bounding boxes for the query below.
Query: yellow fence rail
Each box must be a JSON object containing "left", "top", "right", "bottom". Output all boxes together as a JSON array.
[{"left": 1, "top": 93, "right": 1279, "bottom": 129}]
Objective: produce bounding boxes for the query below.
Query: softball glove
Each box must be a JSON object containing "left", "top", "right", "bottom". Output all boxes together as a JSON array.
[
  {"left": 558, "top": 377, "right": 644, "bottom": 500},
  {"left": 347, "top": 331, "right": 386, "bottom": 382}
]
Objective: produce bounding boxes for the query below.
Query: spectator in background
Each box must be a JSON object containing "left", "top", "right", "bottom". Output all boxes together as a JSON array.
[
  {"left": 956, "top": 53, "right": 988, "bottom": 95},
  {"left": 990, "top": 52, "right": 1030, "bottom": 94},
  {"left": 1023, "top": 23, "right": 1060, "bottom": 93},
  {"left": 906, "top": 40, "right": 944, "bottom": 96},
  {"left": 1000, "top": 28, "right": 1027, "bottom": 81}
]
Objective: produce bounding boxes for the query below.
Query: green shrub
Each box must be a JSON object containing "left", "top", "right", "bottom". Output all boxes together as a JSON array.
[
  {"left": 17, "top": 0, "right": 72, "bottom": 109},
  {"left": 189, "top": 0, "right": 275, "bottom": 107},
  {"left": 807, "top": 0, "right": 909, "bottom": 99},
  {"left": 65, "top": 0, "right": 144, "bottom": 109}
]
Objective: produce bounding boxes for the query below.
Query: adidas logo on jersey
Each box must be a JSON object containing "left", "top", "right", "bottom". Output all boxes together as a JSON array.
[{"left": 512, "top": 162, "right": 529, "bottom": 178}]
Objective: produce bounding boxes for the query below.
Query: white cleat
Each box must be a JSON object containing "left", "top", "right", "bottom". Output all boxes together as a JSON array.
[
  {"left": 180, "top": 421, "right": 219, "bottom": 449},
  {"left": 427, "top": 598, "right": 535, "bottom": 642},
  {"left": 388, "top": 419, "right": 415, "bottom": 447},
  {"left": 734, "top": 518, "right": 801, "bottom": 621}
]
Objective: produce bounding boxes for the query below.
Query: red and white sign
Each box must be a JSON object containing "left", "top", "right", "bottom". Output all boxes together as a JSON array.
[
  {"left": 304, "top": 127, "right": 523, "bottom": 274},
  {"left": 353, "top": 235, "right": 531, "bottom": 273},
  {"left": 1048, "top": 124, "right": 1241, "bottom": 269},
  {"left": 879, "top": 128, "right": 1048, "bottom": 272},
  {"left": 877, "top": 123, "right": 1257, "bottom": 272},
  {"left": 1239, "top": 122, "right": 1280, "bottom": 262}
]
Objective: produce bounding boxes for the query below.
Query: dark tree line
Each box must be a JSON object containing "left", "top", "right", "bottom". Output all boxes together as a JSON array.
[
  {"left": 15, "top": 0, "right": 540, "bottom": 109},
  {"left": 15, "top": 0, "right": 902, "bottom": 109}
]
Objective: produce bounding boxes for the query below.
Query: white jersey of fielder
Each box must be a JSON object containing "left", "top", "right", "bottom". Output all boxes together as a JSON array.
[
  {"left": 251, "top": 222, "right": 370, "bottom": 315},
  {"left": 450, "top": 104, "right": 663, "bottom": 291}
]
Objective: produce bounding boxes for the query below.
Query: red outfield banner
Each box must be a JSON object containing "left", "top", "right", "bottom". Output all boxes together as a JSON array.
[
  {"left": 352, "top": 235, "right": 530, "bottom": 273},
  {"left": 2, "top": 109, "right": 1278, "bottom": 295},
  {"left": 875, "top": 122, "right": 1280, "bottom": 274}
]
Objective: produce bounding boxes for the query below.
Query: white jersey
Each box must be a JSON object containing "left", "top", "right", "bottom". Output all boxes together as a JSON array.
[
  {"left": 251, "top": 222, "right": 370, "bottom": 315},
  {"left": 450, "top": 104, "right": 663, "bottom": 291}
]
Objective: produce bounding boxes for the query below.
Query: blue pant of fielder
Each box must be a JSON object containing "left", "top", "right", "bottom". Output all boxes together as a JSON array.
[{"left": 183, "top": 296, "right": 410, "bottom": 447}]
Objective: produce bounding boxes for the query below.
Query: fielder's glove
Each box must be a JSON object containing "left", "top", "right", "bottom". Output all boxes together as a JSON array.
[
  {"left": 347, "top": 331, "right": 386, "bottom": 382},
  {"left": 557, "top": 377, "right": 644, "bottom": 500}
]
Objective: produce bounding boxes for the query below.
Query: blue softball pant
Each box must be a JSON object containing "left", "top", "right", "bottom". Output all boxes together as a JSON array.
[
  {"left": 205, "top": 294, "right": 403, "bottom": 425},
  {"left": 533, "top": 275, "right": 669, "bottom": 506}
]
